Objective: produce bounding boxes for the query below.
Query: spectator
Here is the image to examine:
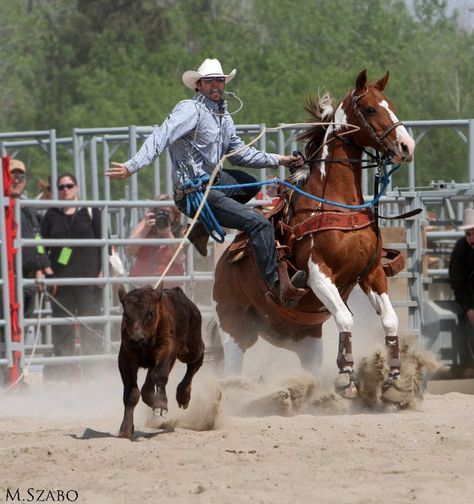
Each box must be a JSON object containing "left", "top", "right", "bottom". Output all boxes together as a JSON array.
[
  {"left": 41, "top": 173, "right": 103, "bottom": 362},
  {"left": 9, "top": 159, "right": 53, "bottom": 318},
  {"left": 448, "top": 207, "right": 474, "bottom": 378},
  {"left": 126, "top": 194, "right": 186, "bottom": 288}
]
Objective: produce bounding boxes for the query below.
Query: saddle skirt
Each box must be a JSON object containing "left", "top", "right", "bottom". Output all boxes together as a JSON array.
[{"left": 226, "top": 196, "right": 405, "bottom": 278}]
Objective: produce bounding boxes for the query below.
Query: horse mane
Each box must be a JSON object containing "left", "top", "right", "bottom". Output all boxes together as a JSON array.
[
  {"left": 297, "top": 92, "right": 335, "bottom": 160},
  {"left": 287, "top": 93, "right": 335, "bottom": 185}
]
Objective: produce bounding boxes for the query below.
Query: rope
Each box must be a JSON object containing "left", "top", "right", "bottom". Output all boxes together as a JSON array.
[
  {"left": 151, "top": 120, "right": 375, "bottom": 289},
  {"left": 184, "top": 180, "right": 226, "bottom": 242},
  {"left": 45, "top": 291, "right": 109, "bottom": 345},
  {"left": 182, "top": 160, "right": 400, "bottom": 235},
  {"left": 1, "top": 292, "right": 45, "bottom": 393}
]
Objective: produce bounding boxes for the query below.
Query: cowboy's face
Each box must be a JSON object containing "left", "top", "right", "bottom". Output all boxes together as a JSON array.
[
  {"left": 10, "top": 169, "right": 27, "bottom": 198},
  {"left": 465, "top": 228, "right": 474, "bottom": 248},
  {"left": 196, "top": 76, "right": 225, "bottom": 102}
]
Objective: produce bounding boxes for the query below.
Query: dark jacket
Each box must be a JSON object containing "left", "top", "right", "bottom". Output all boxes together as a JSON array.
[
  {"left": 20, "top": 205, "right": 50, "bottom": 277},
  {"left": 448, "top": 236, "right": 474, "bottom": 313},
  {"left": 41, "top": 207, "right": 102, "bottom": 278}
]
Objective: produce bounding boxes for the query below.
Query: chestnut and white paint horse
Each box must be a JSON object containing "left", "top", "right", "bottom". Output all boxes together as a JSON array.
[{"left": 213, "top": 70, "right": 415, "bottom": 398}]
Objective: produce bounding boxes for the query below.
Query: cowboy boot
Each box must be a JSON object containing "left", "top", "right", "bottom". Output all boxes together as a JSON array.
[
  {"left": 187, "top": 222, "right": 209, "bottom": 257},
  {"left": 269, "top": 270, "right": 308, "bottom": 308}
]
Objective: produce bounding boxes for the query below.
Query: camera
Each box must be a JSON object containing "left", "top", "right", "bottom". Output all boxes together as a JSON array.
[{"left": 154, "top": 209, "right": 171, "bottom": 230}]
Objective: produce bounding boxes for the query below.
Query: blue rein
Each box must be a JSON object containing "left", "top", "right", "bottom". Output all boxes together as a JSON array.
[{"left": 184, "top": 160, "right": 400, "bottom": 243}]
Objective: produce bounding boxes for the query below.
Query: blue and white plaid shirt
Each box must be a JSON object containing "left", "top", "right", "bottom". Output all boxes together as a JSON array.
[{"left": 125, "top": 93, "right": 280, "bottom": 189}]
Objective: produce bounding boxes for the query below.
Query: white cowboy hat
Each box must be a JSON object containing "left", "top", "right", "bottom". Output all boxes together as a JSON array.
[
  {"left": 458, "top": 208, "right": 474, "bottom": 230},
  {"left": 182, "top": 58, "right": 236, "bottom": 90}
]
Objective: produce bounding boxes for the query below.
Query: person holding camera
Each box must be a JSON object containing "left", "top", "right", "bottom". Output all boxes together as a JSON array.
[{"left": 126, "top": 194, "right": 186, "bottom": 288}]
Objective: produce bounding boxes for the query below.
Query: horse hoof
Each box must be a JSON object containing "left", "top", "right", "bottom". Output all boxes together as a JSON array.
[
  {"left": 154, "top": 408, "right": 168, "bottom": 418},
  {"left": 382, "top": 375, "right": 411, "bottom": 406},
  {"left": 335, "top": 372, "right": 358, "bottom": 399},
  {"left": 336, "top": 382, "right": 359, "bottom": 399}
]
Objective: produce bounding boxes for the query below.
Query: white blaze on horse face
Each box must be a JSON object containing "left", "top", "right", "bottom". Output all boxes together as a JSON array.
[
  {"left": 379, "top": 100, "right": 415, "bottom": 162},
  {"left": 367, "top": 289, "right": 398, "bottom": 336},
  {"left": 307, "top": 257, "right": 354, "bottom": 333},
  {"left": 320, "top": 103, "right": 348, "bottom": 178}
]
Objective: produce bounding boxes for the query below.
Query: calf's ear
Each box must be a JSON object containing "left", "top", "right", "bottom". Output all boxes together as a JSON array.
[{"left": 118, "top": 285, "right": 127, "bottom": 305}]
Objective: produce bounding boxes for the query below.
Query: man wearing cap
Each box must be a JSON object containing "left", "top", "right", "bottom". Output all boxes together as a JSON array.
[
  {"left": 9, "top": 159, "right": 53, "bottom": 317},
  {"left": 106, "top": 58, "right": 306, "bottom": 305},
  {"left": 448, "top": 207, "right": 474, "bottom": 377}
]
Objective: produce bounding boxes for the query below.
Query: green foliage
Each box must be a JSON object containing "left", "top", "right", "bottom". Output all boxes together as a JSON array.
[{"left": 0, "top": 0, "right": 473, "bottom": 187}]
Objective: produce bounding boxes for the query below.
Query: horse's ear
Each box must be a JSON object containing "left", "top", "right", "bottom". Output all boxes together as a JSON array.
[
  {"left": 355, "top": 69, "right": 368, "bottom": 91},
  {"left": 375, "top": 71, "right": 390, "bottom": 91}
]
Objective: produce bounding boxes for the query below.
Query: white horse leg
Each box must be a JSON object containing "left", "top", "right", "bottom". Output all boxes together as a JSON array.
[
  {"left": 366, "top": 289, "right": 401, "bottom": 383},
  {"left": 220, "top": 330, "right": 245, "bottom": 376},
  {"left": 366, "top": 290, "right": 398, "bottom": 336},
  {"left": 307, "top": 260, "right": 357, "bottom": 397},
  {"left": 307, "top": 261, "right": 354, "bottom": 334},
  {"left": 287, "top": 336, "right": 324, "bottom": 378}
]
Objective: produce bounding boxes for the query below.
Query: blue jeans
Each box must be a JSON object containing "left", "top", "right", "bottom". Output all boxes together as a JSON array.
[{"left": 175, "top": 169, "right": 278, "bottom": 288}]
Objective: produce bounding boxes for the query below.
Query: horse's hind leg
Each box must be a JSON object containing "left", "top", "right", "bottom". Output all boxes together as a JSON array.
[
  {"left": 285, "top": 328, "right": 324, "bottom": 377},
  {"left": 360, "top": 266, "right": 401, "bottom": 386},
  {"left": 218, "top": 311, "right": 259, "bottom": 376},
  {"left": 307, "top": 262, "right": 357, "bottom": 398}
]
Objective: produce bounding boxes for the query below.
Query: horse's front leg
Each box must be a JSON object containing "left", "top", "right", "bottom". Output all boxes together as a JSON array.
[
  {"left": 360, "top": 266, "right": 400, "bottom": 388},
  {"left": 307, "top": 261, "right": 358, "bottom": 398}
]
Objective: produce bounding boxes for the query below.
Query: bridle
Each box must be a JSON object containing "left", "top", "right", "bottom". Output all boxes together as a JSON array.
[
  {"left": 300, "top": 86, "right": 404, "bottom": 169},
  {"left": 350, "top": 87, "right": 404, "bottom": 153}
]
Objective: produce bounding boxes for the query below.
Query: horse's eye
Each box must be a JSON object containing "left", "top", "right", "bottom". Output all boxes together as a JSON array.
[
  {"left": 364, "top": 106, "right": 376, "bottom": 114},
  {"left": 146, "top": 310, "right": 154, "bottom": 320}
]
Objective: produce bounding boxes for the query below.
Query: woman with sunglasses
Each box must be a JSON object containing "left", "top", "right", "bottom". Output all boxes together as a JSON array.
[
  {"left": 106, "top": 57, "right": 306, "bottom": 306},
  {"left": 41, "top": 173, "right": 103, "bottom": 377}
]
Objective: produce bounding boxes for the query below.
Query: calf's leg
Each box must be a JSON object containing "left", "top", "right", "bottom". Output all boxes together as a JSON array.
[
  {"left": 176, "top": 350, "right": 204, "bottom": 409},
  {"left": 148, "top": 353, "right": 177, "bottom": 417},
  {"left": 118, "top": 348, "right": 140, "bottom": 439}
]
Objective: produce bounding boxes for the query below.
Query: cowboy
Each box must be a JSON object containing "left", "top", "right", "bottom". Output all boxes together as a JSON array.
[
  {"left": 448, "top": 207, "right": 474, "bottom": 378},
  {"left": 106, "top": 57, "right": 306, "bottom": 305}
]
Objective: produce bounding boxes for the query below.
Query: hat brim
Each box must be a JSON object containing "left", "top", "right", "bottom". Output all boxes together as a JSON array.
[
  {"left": 458, "top": 224, "right": 474, "bottom": 231},
  {"left": 9, "top": 161, "right": 26, "bottom": 173},
  {"left": 182, "top": 68, "right": 236, "bottom": 90}
]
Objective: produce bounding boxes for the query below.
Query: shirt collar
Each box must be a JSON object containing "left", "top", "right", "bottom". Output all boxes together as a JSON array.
[{"left": 195, "top": 93, "right": 228, "bottom": 113}]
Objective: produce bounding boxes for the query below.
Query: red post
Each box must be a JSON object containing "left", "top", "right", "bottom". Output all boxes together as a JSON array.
[{"left": 2, "top": 155, "right": 22, "bottom": 384}]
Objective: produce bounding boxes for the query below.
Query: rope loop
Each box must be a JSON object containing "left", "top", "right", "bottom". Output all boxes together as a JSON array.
[{"left": 182, "top": 176, "right": 226, "bottom": 243}]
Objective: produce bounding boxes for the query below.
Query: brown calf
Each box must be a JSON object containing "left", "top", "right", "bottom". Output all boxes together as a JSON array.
[{"left": 117, "top": 285, "right": 204, "bottom": 439}]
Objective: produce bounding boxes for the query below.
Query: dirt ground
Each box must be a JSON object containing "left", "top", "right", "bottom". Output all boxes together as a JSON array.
[
  {"left": 1, "top": 289, "right": 473, "bottom": 504},
  {"left": 1, "top": 344, "right": 473, "bottom": 504}
]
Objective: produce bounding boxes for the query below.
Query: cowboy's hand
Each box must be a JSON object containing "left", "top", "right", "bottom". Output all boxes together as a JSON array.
[
  {"left": 105, "top": 162, "right": 131, "bottom": 180},
  {"left": 278, "top": 154, "right": 304, "bottom": 169}
]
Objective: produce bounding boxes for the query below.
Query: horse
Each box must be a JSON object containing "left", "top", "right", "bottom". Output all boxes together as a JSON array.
[{"left": 212, "top": 69, "right": 415, "bottom": 398}]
